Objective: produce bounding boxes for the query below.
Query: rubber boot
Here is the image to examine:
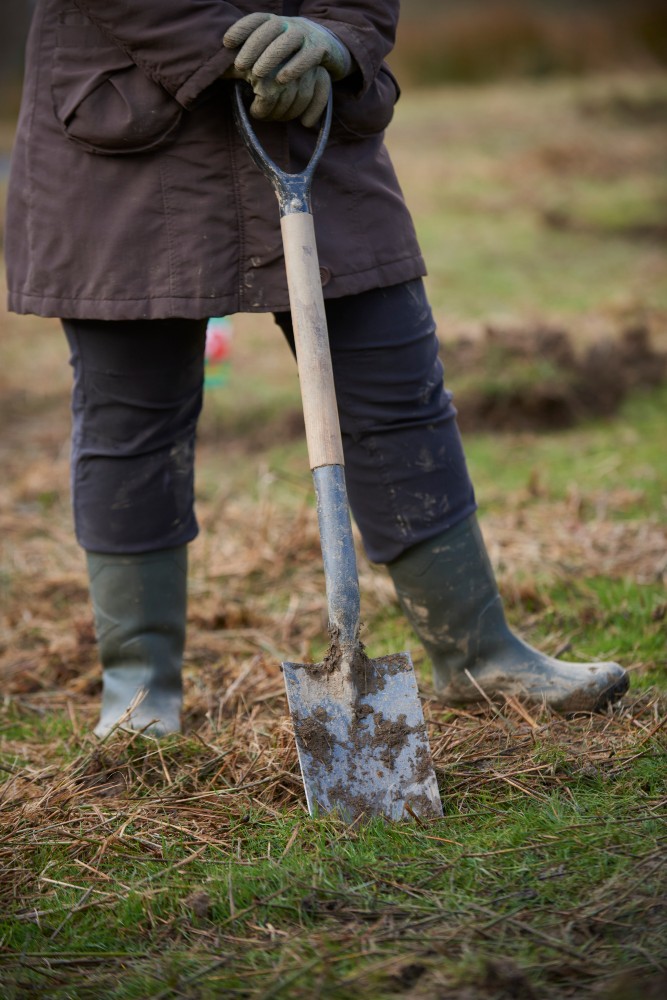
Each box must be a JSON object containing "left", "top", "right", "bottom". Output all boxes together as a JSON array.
[
  {"left": 87, "top": 547, "right": 187, "bottom": 737},
  {"left": 387, "top": 515, "right": 628, "bottom": 713}
]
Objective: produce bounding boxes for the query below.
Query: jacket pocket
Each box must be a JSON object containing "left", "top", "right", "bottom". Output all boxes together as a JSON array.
[
  {"left": 331, "top": 64, "right": 400, "bottom": 140},
  {"left": 51, "top": 11, "right": 182, "bottom": 155}
]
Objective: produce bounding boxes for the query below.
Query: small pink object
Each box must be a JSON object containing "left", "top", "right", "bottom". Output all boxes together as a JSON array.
[
  {"left": 204, "top": 317, "right": 233, "bottom": 388},
  {"left": 205, "top": 317, "right": 232, "bottom": 363}
]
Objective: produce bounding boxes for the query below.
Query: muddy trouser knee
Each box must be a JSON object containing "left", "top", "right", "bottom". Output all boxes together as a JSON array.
[
  {"left": 62, "top": 317, "right": 207, "bottom": 735},
  {"left": 274, "top": 279, "right": 477, "bottom": 564}
]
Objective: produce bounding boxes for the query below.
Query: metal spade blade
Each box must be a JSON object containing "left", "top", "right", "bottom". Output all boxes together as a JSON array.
[{"left": 283, "top": 649, "right": 442, "bottom": 821}]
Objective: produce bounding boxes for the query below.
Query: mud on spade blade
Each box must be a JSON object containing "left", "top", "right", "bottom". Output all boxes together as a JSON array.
[
  {"left": 282, "top": 465, "right": 442, "bottom": 822},
  {"left": 283, "top": 643, "right": 443, "bottom": 822}
]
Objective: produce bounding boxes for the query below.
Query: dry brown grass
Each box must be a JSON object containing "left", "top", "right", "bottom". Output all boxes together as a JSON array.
[{"left": 2, "top": 691, "right": 663, "bottom": 876}]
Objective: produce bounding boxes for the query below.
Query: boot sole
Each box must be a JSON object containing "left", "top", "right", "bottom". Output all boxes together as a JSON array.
[{"left": 435, "top": 670, "right": 630, "bottom": 714}]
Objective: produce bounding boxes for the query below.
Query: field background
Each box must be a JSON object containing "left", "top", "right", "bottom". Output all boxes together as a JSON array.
[{"left": 1, "top": 3, "right": 666, "bottom": 998}]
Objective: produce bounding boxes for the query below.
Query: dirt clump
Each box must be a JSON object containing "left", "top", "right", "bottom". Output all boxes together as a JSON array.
[
  {"left": 293, "top": 714, "right": 336, "bottom": 768},
  {"left": 445, "top": 323, "right": 667, "bottom": 432},
  {"left": 414, "top": 742, "right": 437, "bottom": 785},
  {"left": 371, "top": 712, "right": 414, "bottom": 770},
  {"left": 323, "top": 779, "right": 387, "bottom": 821},
  {"left": 354, "top": 703, "right": 374, "bottom": 720}
]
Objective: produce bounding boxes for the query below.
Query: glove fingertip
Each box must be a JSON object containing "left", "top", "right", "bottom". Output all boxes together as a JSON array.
[
  {"left": 250, "top": 103, "right": 271, "bottom": 121},
  {"left": 223, "top": 12, "right": 268, "bottom": 48},
  {"left": 233, "top": 54, "right": 253, "bottom": 73},
  {"left": 301, "top": 101, "right": 324, "bottom": 129},
  {"left": 301, "top": 72, "right": 330, "bottom": 128},
  {"left": 275, "top": 49, "right": 321, "bottom": 84},
  {"left": 300, "top": 110, "right": 318, "bottom": 129}
]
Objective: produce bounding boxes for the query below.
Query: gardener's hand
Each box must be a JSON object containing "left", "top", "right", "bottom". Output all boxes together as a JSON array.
[
  {"left": 223, "top": 60, "right": 330, "bottom": 128},
  {"left": 239, "top": 65, "right": 331, "bottom": 128},
  {"left": 223, "top": 13, "right": 352, "bottom": 85}
]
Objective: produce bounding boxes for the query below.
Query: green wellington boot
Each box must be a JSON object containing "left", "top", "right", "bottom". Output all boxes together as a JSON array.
[
  {"left": 87, "top": 547, "right": 187, "bottom": 737},
  {"left": 388, "top": 515, "right": 628, "bottom": 713}
]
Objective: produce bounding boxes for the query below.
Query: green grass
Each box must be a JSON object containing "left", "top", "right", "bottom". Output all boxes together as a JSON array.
[
  {"left": 1, "top": 722, "right": 665, "bottom": 999},
  {"left": 546, "top": 578, "right": 665, "bottom": 682},
  {"left": 464, "top": 384, "right": 667, "bottom": 516},
  {"left": 388, "top": 76, "right": 667, "bottom": 320}
]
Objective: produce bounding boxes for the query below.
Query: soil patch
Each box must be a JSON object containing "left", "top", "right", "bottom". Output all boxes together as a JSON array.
[{"left": 445, "top": 323, "right": 667, "bottom": 432}]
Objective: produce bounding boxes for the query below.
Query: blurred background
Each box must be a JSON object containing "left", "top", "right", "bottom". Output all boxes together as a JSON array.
[
  {"left": 391, "top": 0, "right": 667, "bottom": 85},
  {"left": 0, "top": 1, "right": 32, "bottom": 120}
]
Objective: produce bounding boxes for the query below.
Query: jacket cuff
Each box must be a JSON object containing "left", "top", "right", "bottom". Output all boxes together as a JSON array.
[
  {"left": 174, "top": 46, "right": 237, "bottom": 108},
  {"left": 308, "top": 19, "right": 380, "bottom": 96}
]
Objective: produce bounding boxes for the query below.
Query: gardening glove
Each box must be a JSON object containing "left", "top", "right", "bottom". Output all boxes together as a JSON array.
[
  {"left": 247, "top": 66, "right": 331, "bottom": 127},
  {"left": 223, "top": 59, "right": 331, "bottom": 128},
  {"left": 224, "top": 13, "right": 352, "bottom": 84}
]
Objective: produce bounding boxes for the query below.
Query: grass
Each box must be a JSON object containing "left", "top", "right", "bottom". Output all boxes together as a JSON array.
[
  {"left": 464, "top": 385, "right": 667, "bottom": 516},
  {"left": 1, "top": 76, "right": 666, "bottom": 998},
  {"left": 388, "top": 75, "right": 667, "bottom": 322},
  {"left": 1, "top": 705, "right": 665, "bottom": 999}
]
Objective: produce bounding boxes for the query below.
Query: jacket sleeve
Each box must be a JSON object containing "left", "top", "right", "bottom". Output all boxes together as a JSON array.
[
  {"left": 298, "top": 1, "right": 400, "bottom": 94},
  {"left": 72, "top": 0, "right": 243, "bottom": 108},
  {"left": 72, "top": 1, "right": 400, "bottom": 107}
]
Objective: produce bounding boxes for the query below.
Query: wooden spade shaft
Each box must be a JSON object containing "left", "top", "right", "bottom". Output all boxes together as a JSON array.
[
  {"left": 280, "top": 211, "right": 344, "bottom": 471},
  {"left": 280, "top": 210, "right": 361, "bottom": 651}
]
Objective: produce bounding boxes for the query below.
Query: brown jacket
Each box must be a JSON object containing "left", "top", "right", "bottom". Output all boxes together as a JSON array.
[{"left": 5, "top": 0, "right": 425, "bottom": 320}]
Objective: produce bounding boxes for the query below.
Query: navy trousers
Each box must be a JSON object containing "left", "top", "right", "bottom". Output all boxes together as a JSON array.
[{"left": 63, "top": 279, "right": 476, "bottom": 564}]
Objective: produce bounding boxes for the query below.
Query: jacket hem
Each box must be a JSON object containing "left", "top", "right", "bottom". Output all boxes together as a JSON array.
[
  {"left": 321, "top": 254, "right": 426, "bottom": 304},
  {"left": 7, "top": 290, "right": 242, "bottom": 321},
  {"left": 7, "top": 255, "right": 427, "bottom": 321}
]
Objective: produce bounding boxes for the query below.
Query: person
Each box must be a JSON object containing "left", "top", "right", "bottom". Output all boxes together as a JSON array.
[{"left": 5, "top": 1, "right": 628, "bottom": 737}]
